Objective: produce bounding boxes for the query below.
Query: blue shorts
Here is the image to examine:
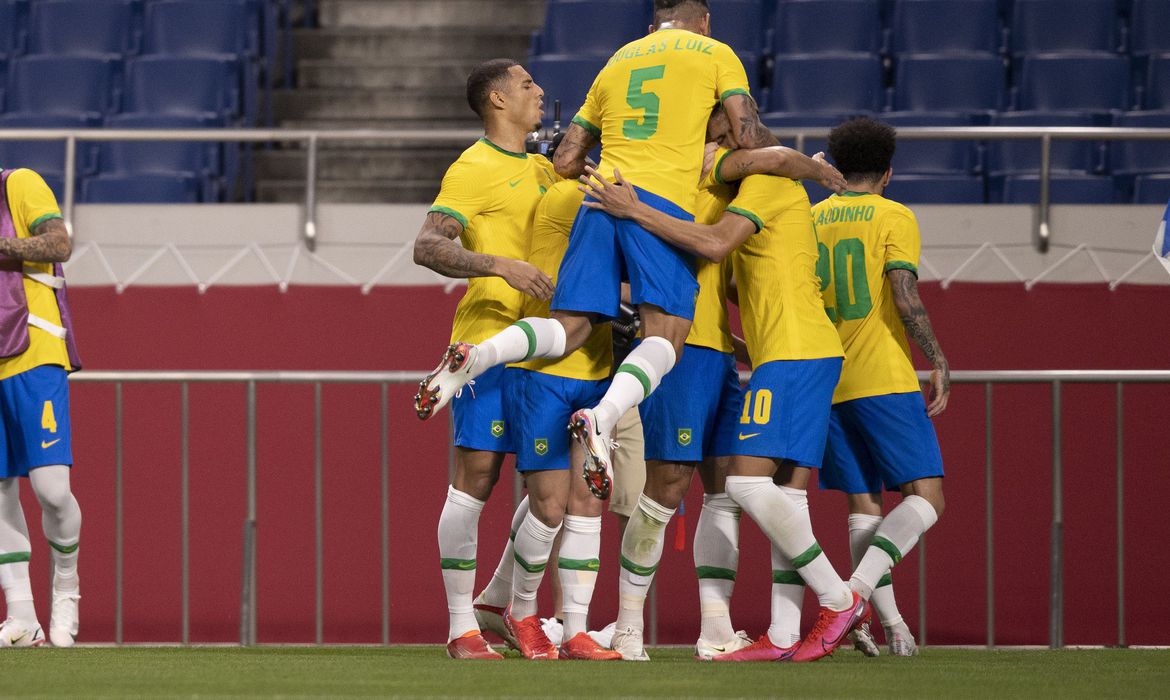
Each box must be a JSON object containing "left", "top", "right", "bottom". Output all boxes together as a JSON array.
[
  {"left": 551, "top": 186, "right": 699, "bottom": 321},
  {"left": 451, "top": 364, "right": 514, "bottom": 453},
  {"left": 729, "top": 358, "right": 842, "bottom": 467},
  {"left": 503, "top": 367, "right": 609, "bottom": 472},
  {"left": 0, "top": 365, "right": 73, "bottom": 478},
  {"left": 640, "top": 344, "right": 742, "bottom": 462},
  {"left": 819, "top": 392, "right": 945, "bottom": 494}
]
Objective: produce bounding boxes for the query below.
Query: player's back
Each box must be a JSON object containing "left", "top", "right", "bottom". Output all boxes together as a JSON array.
[
  {"left": 812, "top": 192, "right": 922, "bottom": 403},
  {"left": 684, "top": 154, "right": 736, "bottom": 353},
  {"left": 572, "top": 29, "right": 751, "bottom": 213}
]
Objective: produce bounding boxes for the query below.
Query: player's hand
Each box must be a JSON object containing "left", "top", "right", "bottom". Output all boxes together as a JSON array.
[
  {"left": 812, "top": 152, "right": 847, "bottom": 194},
  {"left": 497, "top": 257, "right": 554, "bottom": 301},
  {"left": 579, "top": 166, "right": 641, "bottom": 219},
  {"left": 926, "top": 365, "right": 950, "bottom": 417}
]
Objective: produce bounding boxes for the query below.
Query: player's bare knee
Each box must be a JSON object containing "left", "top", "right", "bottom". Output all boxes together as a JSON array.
[
  {"left": 847, "top": 492, "right": 884, "bottom": 516},
  {"left": 551, "top": 311, "right": 594, "bottom": 354},
  {"left": 902, "top": 478, "right": 944, "bottom": 518},
  {"left": 644, "top": 461, "right": 694, "bottom": 508}
]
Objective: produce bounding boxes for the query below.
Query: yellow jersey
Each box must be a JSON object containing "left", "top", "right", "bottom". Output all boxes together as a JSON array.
[
  {"left": 429, "top": 138, "right": 558, "bottom": 345},
  {"left": 512, "top": 181, "right": 612, "bottom": 381},
  {"left": 572, "top": 28, "right": 751, "bottom": 214},
  {"left": 729, "top": 174, "right": 843, "bottom": 365},
  {"left": 0, "top": 168, "right": 71, "bottom": 380},
  {"left": 812, "top": 192, "right": 922, "bottom": 403},
  {"left": 685, "top": 148, "right": 735, "bottom": 353}
]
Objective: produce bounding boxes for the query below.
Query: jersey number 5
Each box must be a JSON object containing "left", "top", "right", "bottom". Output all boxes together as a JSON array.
[
  {"left": 817, "top": 238, "right": 873, "bottom": 322},
  {"left": 624, "top": 65, "right": 665, "bottom": 140}
]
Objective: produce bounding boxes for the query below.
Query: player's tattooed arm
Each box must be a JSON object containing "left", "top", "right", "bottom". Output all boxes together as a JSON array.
[
  {"left": 717, "top": 148, "right": 847, "bottom": 193},
  {"left": 552, "top": 123, "right": 600, "bottom": 180},
  {"left": 0, "top": 216, "right": 72, "bottom": 263},
  {"left": 413, "top": 212, "right": 553, "bottom": 300},
  {"left": 721, "top": 94, "right": 778, "bottom": 150},
  {"left": 888, "top": 268, "right": 950, "bottom": 416},
  {"left": 579, "top": 166, "right": 754, "bottom": 263}
]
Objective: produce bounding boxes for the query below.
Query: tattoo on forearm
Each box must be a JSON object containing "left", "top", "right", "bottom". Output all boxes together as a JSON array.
[
  {"left": 553, "top": 124, "right": 597, "bottom": 178},
  {"left": 413, "top": 212, "right": 495, "bottom": 279},
  {"left": 730, "top": 158, "right": 755, "bottom": 180},
  {"left": 0, "top": 218, "right": 71, "bottom": 263},
  {"left": 891, "top": 270, "right": 949, "bottom": 389},
  {"left": 731, "top": 97, "right": 778, "bottom": 149}
]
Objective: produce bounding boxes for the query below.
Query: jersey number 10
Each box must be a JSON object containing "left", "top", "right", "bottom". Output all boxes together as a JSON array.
[{"left": 817, "top": 237, "right": 873, "bottom": 322}]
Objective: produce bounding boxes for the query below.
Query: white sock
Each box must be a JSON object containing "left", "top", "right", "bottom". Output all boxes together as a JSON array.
[
  {"left": 30, "top": 466, "right": 81, "bottom": 591},
  {"left": 767, "top": 486, "right": 808, "bottom": 648},
  {"left": 725, "top": 476, "right": 852, "bottom": 611},
  {"left": 694, "top": 492, "right": 740, "bottom": 643},
  {"left": 850, "top": 495, "right": 939, "bottom": 599},
  {"left": 558, "top": 514, "right": 602, "bottom": 640},
  {"left": 510, "top": 513, "right": 561, "bottom": 620},
  {"left": 479, "top": 496, "right": 530, "bottom": 609},
  {"left": 437, "top": 485, "right": 485, "bottom": 641},
  {"left": 0, "top": 479, "right": 35, "bottom": 622},
  {"left": 593, "top": 336, "right": 676, "bottom": 434},
  {"left": 475, "top": 317, "right": 567, "bottom": 371},
  {"left": 848, "top": 513, "right": 901, "bottom": 626},
  {"left": 616, "top": 494, "right": 674, "bottom": 632}
]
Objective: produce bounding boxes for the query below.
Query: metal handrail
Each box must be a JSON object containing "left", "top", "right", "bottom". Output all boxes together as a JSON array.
[
  {"left": 67, "top": 369, "right": 1169, "bottom": 647},
  {"left": 4, "top": 126, "right": 1169, "bottom": 252}
]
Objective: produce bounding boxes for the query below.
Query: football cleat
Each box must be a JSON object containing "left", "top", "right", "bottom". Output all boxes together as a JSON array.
[
  {"left": 587, "top": 621, "right": 616, "bottom": 649},
  {"left": 414, "top": 343, "right": 478, "bottom": 421},
  {"left": 559, "top": 632, "right": 622, "bottom": 660},
  {"left": 711, "top": 634, "right": 798, "bottom": 662},
  {"left": 540, "top": 617, "right": 564, "bottom": 647},
  {"left": 850, "top": 621, "right": 880, "bottom": 657},
  {"left": 568, "top": 408, "right": 615, "bottom": 500},
  {"left": 609, "top": 625, "right": 650, "bottom": 661},
  {"left": 472, "top": 598, "right": 516, "bottom": 649},
  {"left": 445, "top": 631, "right": 503, "bottom": 660},
  {"left": 887, "top": 626, "right": 919, "bottom": 657},
  {"left": 791, "top": 591, "right": 870, "bottom": 662},
  {"left": 48, "top": 588, "right": 80, "bottom": 648},
  {"left": 696, "top": 630, "right": 754, "bottom": 660},
  {"left": 503, "top": 611, "right": 558, "bottom": 660},
  {"left": 0, "top": 618, "right": 45, "bottom": 648}
]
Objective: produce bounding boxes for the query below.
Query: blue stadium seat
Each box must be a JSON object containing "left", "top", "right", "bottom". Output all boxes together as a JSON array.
[
  {"left": 528, "top": 54, "right": 607, "bottom": 127},
  {"left": 767, "top": 53, "right": 885, "bottom": 114},
  {"left": 100, "top": 113, "right": 222, "bottom": 201},
  {"left": 0, "top": 114, "right": 96, "bottom": 196},
  {"left": 0, "top": 0, "right": 23, "bottom": 58},
  {"left": 1133, "top": 174, "right": 1170, "bottom": 203},
  {"left": 1144, "top": 53, "right": 1170, "bottom": 110},
  {"left": 997, "top": 174, "right": 1117, "bottom": 203},
  {"left": 884, "top": 174, "right": 986, "bottom": 203},
  {"left": 6, "top": 55, "right": 120, "bottom": 121},
  {"left": 761, "top": 113, "right": 846, "bottom": 160},
  {"left": 124, "top": 55, "right": 241, "bottom": 124},
  {"left": 708, "top": 0, "right": 766, "bottom": 54},
  {"left": 1128, "top": 0, "right": 1170, "bottom": 56},
  {"left": 882, "top": 113, "right": 983, "bottom": 174},
  {"left": 1015, "top": 53, "right": 1131, "bottom": 113},
  {"left": 737, "top": 51, "right": 763, "bottom": 95},
  {"left": 533, "top": 0, "right": 648, "bottom": 56},
  {"left": 143, "top": 0, "right": 257, "bottom": 58},
  {"left": 27, "top": 0, "right": 139, "bottom": 56},
  {"left": 986, "top": 112, "right": 1105, "bottom": 175},
  {"left": 891, "top": 0, "right": 1000, "bottom": 54},
  {"left": 1009, "top": 0, "right": 1118, "bottom": 55},
  {"left": 771, "top": 0, "right": 882, "bottom": 54},
  {"left": 893, "top": 54, "right": 1006, "bottom": 113},
  {"left": 82, "top": 172, "right": 202, "bottom": 203},
  {"left": 1110, "top": 111, "right": 1170, "bottom": 177}
]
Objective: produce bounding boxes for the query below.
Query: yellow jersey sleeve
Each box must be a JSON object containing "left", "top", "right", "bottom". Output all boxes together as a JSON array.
[
  {"left": 572, "top": 74, "right": 603, "bottom": 138},
  {"left": 9, "top": 169, "right": 62, "bottom": 232},
  {"left": 429, "top": 157, "right": 491, "bottom": 228},
  {"left": 882, "top": 209, "right": 920, "bottom": 276},
  {"left": 712, "top": 41, "right": 752, "bottom": 104},
  {"left": 726, "top": 173, "right": 783, "bottom": 232}
]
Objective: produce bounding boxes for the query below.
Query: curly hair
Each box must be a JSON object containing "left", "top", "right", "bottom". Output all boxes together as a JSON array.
[
  {"left": 827, "top": 117, "right": 897, "bottom": 182},
  {"left": 655, "top": 0, "right": 709, "bottom": 24}
]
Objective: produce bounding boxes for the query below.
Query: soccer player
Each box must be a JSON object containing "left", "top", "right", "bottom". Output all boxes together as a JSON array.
[
  {"left": 813, "top": 117, "right": 948, "bottom": 657},
  {"left": 414, "top": 0, "right": 778, "bottom": 499},
  {"left": 466, "top": 179, "right": 621, "bottom": 661},
  {"left": 412, "top": 59, "right": 557, "bottom": 660},
  {"left": 580, "top": 154, "right": 866, "bottom": 663},
  {"left": 0, "top": 167, "right": 83, "bottom": 648}
]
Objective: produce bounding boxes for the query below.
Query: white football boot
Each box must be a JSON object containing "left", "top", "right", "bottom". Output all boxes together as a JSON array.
[
  {"left": 568, "top": 408, "right": 615, "bottom": 499},
  {"left": 414, "top": 343, "right": 479, "bottom": 420},
  {"left": 540, "top": 617, "right": 564, "bottom": 646},
  {"left": 0, "top": 618, "right": 45, "bottom": 648},
  {"left": 887, "top": 624, "right": 919, "bottom": 656},
  {"left": 587, "top": 621, "right": 616, "bottom": 649},
  {"left": 850, "top": 621, "right": 881, "bottom": 657},
  {"left": 49, "top": 588, "right": 80, "bottom": 648},
  {"left": 609, "top": 625, "right": 650, "bottom": 661},
  {"left": 695, "top": 629, "right": 753, "bottom": 660}
]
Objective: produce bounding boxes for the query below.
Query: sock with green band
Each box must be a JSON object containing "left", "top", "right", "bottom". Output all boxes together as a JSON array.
[
  {"left": 510, "top": 512, "right": 560, "bottom": 620},
  {"left": 694, "top": 492, "right": 740, "bottom": 644},
  {"left": 593, "top": 337, "right": 676, "bottom": 435},
  {"left": 475, "top": 317, "right": 567, "bottom": 371},
  {"left": 767, "top": 486, "right": 809, "bottom": 647},
  {"left": 849, "top": 512, "right": 904, "bottom": 626},
  {"left": 438, "top": 485, "right": 485, "bottom": 641},
  {"left": 850, "top": 495, "right": 939, "bottom": 599},
  {"left": 558, "top": 514, "right": 602, "bottom": 640},
  {"left": 616, "top": 495, "right": 674, "bottom": 633}
]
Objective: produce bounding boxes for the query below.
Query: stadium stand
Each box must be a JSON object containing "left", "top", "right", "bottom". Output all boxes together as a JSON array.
[
  {"left": 987, "top": 112, "right": 1106, "bottom": 175},
  {"left": 890, "top": 0, "right": 1001, "bottom": 54},
  {"left": 1129, "top": 0, "right": 1170, "bottom": 57},
  {"left": 770, "top": 0, "right": 882, "bottom": 54},
  {"left": 892, "top": 53, "right": 1007, "bottom": 114},
  {"left": 1015, "top": 53, "right": 1132, "bottom": 113},
  {"left": 1145, "top": 53, "right": 1170, "bottom": 109},
  {"left": 767, "top": 53, "right": 885, "bottom": 114},
  {"left": 884, "top": 173, "right": 987, "bottom": 203},
  {"left": 143, "top": 0, "right": 257, "bottom": 58},
  {"left": 94, "top": 113, "right": 223, "bottom": 203},
  {"left": 882, "top": 112, "right": 982, "bottom": 174},
  {"left": 5, "top": 54, "right": 120, "bottom": 123},
  {"left": 532, "top": 0, "right": 649, "bottom": 56},
  {"left": 123, "top": 55, "right": 243, "bottom": 126},
  {"left": 26, "top": 0, "right": 139, "bottom": 56},
  {"left": 528, "top": 53, "right": 609, "bottom": 124},
  {"left": 1008, "top": 0, "right": 1119, "bottom": 55},
  {"left": 0, "top": 0, "right": 21, "bottom": 59},
  {"left": 998, "top": 173, "right": 1118, "bottom": 203},
  {"left": 707, "top": 0, "right": 766, "bottom": 55},
  {"left": 81, "top": 171, "right": 201, "bottom": 203}
]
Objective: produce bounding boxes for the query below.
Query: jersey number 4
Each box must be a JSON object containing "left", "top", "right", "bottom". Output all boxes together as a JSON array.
[
  {"left": 624, "top": 65, "right": 665, "bottom": 140},
  {"left": 817, "top": 237, "right": 873, "bottom": 322}
]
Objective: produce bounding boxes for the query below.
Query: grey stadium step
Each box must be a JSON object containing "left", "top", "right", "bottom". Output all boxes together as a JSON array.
[
  {"left": 256, "top": 179, "right": 440, "bottom": 203},
  {"left": 272, "top": 87, "right": 468, "bottom": 120},
  {"left": 316, "top": 0, "right": 544, "bottom": 30},
  {"left": 297, "top": 59, "right": 485, "bottom": 90},
  {"left": 254, "top": 148, "right": 463, "bottom": 181},
  {"left": 292, "top": 28, "right": 533, "bottom": 61}
]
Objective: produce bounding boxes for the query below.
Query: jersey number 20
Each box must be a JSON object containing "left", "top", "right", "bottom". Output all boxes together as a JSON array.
[
  {"left": 817, "top": 237, "right": 873, "bottom": 322},
  {"left": 624, "top": 65, "right": 665, "bottom": 140}
]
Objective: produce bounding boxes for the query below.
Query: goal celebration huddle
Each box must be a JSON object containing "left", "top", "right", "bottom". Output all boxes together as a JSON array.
[{"left": 412, "top": 0, "right": 947, "bottom": 662}]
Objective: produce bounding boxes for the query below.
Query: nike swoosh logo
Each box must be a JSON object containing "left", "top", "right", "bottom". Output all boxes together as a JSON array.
[
  {"left": 9, "top": 631, "right": 25, "bottom": 643},
  {"left": 508, "top": 178, "right": 524, "bottom": 188},
  {"left": 454, "top": 561, "right": 475, "bottom": 570},
  {"left": 41, "top": 439, "right": 61, "bottom": 449},
  {"left": 738, "top": 433, "right": 761, "bottom": 441},
  {"left": 710, "top": 645, "right": 726, "bottom": 653}
]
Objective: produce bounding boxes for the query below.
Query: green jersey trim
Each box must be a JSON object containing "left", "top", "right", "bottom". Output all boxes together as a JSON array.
[
  {"left": 478, "top": 137, "right": 527, "bottom": 159},
  {"left": 719, "top": 88, "right": 751, "bottom": 103},
  {"left": 571, "top": 115, "right": 601, "bottom": 138},
  {"left": 713, "top": 149, "right": 734, "bottom": 185},
  {"left": 29, "top": 212, "right": 63, "bottom": 231},
  {"left": 885, "top": 261, "right": 919, "bottom": 277},
  {"left": 726, "top": 206, "right": 764, "bottom": 233},
  {"left": 428, "top": 205, "right": 469, "bottom": 229}
]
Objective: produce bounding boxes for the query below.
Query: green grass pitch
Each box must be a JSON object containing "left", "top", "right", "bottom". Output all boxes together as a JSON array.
[{"left": 0, "top": 646, "right": 1165, "bottom": 698}]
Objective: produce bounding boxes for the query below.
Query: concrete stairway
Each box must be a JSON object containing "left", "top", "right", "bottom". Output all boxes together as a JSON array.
[{"left": 256, "top": 0, "right": 545, "bottom": 203}]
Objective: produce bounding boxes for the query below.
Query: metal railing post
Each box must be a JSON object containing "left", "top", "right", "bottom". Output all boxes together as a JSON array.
[
  {"left": 1036, "top": 134, "right": 1052, "bottom": 253},
  {"left": 985, "top": 382, "right": 995, "bottom": 649},
  {"left": 63, "top": 134, "right": 76, "bottom": 237},
  {"left": 381, "top": 383, "right": 391, "bottom": 646},
  {"left": 1116, "top": 383, "right": 1126, "bottom": 648},
  {"left": 181, "top": 383, "right": 190, "bottom": 645},
  {"left": 304, "top": 134, "right": 319, "bottom": 252},
  {"left": 245, "top": 381, "right": 258, "bottom": 645},
  {"left": 114, "top": 382, "right": 124, "bottom": 646},
  {"left": 1049, "top": 381, "right": 1064, "bottom": 649},
  {"left": 314, "top": 382, "right": 324, "bottom": 645}
]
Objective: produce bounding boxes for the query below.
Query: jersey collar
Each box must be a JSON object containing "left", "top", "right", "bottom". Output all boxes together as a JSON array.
[{"left": 479, "top": 137, "right": 528, "bottom": 159}]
